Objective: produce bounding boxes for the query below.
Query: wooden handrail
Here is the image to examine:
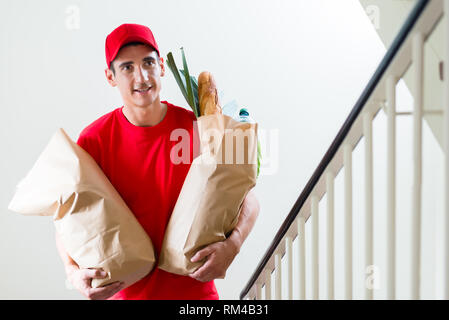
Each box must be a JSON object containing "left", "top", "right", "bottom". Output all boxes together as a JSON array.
[{"left": 239, "top": 0, "right": 430, "bottom": 300}]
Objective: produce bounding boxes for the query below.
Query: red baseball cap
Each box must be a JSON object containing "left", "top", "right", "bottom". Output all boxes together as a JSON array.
[{"left": 105, "top": 23, "right": 160, "bottom": 68}]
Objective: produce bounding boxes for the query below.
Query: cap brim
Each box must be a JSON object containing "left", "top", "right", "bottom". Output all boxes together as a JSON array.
[{"left": 108, "top": 36, "right": 160, "bottom": 68}]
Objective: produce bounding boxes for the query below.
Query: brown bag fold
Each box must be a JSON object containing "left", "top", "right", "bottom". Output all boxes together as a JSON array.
[
  {"left": 158, "top": 114, "right": 258, "bottom": 275},
  {"left": 8, "top": 128, "right": 156, "bottom": 288}
]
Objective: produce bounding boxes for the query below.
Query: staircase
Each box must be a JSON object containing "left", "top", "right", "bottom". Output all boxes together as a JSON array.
[
  {"left": 360, "top": 0, "right": 445, "bottom": 149},
  {"left": 240, "top": 0, "right": 449, "bottom": 300}
]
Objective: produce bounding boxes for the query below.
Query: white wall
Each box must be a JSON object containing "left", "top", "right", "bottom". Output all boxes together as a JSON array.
[{"left": 1, "top": 0, "right": 441, "bottom": 300}]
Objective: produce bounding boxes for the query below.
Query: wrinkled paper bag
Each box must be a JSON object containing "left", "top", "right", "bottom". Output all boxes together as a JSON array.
[
  {"left": 8, "top": 128, "right": 156, "bottom": 288},
  {"left": 159, "top": 114, "right": 258, "bottom": 275}
]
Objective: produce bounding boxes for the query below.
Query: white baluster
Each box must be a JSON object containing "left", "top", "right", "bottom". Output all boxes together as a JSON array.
[
  {"left": 312, "top": 195, "right": 319, "bottom": 299},
  {"left": 256, "top": 283, "right": 262, "bottom": 300},
  {"left": 265, "top": 269, "right": 271, "bottom": 300},
  {"left": 326, "top": 172, "right": 335, "bottom": 300},
  {"left": 387, "top": 75, "right": 397, "bottom": 300},
  {"left": 443, "top": 0, "right": 449, "bottom": 300},
  {"left": 275, "top": 253, "right": 282, "bottom": 300},
  {"left": 412, "top": 32, "right": 423, "bottom": 300},
  {"left": 344, "top": 143, "right": 353, "bottom": 300},
  {"left": 286, "top": 237, "right": 293, "bottom": 300},
  {"left": 298, "top": 216, "right": 306, "bottom": 299},
  {"left": 363, "top": 112, "right": 374, "bottom": 300}
]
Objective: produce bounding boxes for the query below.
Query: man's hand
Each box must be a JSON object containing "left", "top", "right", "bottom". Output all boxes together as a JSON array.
[
  {"left": 66, "top": 265, "right": 125, "bottom": 300},
  {"left": 56, "top": 231, "right": 125, "bottom": 300},
  {"left": 188, "top": 238, "right": 240, "bottom": 282}
]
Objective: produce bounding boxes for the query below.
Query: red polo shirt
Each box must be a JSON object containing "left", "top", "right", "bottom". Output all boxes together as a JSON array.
[{"left": 76, "top": 101, "right": 218, "bottom": 300}]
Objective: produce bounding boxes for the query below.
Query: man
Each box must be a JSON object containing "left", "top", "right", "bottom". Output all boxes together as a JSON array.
[{"left": 55, "top": 23, "right": 260, "bottom": 300}]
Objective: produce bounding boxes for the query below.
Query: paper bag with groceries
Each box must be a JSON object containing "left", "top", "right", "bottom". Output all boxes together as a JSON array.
[
  {"left": 8, "top": 128, "right": 156, "bottom": 288},
  {"left": 158, "top": 49, "right": 258, "bottom": 275},
  {"left": 158, "top": 114, "right": 258, "bottom": 275}
]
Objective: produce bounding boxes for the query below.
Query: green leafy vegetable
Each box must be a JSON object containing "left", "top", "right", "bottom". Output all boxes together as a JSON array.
[
  {"left": 166, "top": 49, "right": 200, "bottom": 117},
  {"left": 166, "top": 52, "right": 189, "bottom": 103}
]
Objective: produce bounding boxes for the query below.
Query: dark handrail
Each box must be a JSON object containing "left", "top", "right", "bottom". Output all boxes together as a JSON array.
[{"left": 240, "top": 0, "right": 430, "bottom": 300}]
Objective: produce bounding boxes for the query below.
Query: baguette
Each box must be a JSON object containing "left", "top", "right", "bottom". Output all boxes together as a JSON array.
[{"left": 198, "top": 71, "right": 221, "bottom": 116}]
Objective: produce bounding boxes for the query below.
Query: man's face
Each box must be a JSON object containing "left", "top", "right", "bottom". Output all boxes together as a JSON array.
[{"left": 105, "top": 44, "right": 165, "bottom": 109}]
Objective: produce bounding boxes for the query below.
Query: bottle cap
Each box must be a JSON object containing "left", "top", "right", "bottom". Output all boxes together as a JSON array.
[{"left": 239, "top": 108, "right": 249, "bottom": 116}]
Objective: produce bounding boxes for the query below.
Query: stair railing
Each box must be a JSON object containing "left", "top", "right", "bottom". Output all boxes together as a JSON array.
[{"left": 240, "top": 0, "right": 449, "bottom": 300}]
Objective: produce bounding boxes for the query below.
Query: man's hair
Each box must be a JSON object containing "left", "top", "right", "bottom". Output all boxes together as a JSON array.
[{"left": 109, "top": 41, "right": 160, "bottom": 75}]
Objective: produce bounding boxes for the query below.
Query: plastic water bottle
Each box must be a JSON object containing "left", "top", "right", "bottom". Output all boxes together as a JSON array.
[
  {"left": 237, "top": 108, "right": 261, "bottom": 178},
  {"left": 238, "top": 108, "right": 255, "bottom": 123}
]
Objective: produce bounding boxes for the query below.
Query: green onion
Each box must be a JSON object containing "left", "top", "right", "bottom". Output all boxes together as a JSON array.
[
  {"left": 166, "top": 49, "right": 200, "bottom": 117},
  {"left": 166, "top": 52, "right": 189, "bottom": 105}
]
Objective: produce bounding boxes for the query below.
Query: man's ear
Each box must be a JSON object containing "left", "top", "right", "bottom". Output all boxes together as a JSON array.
[
  {"left": 159, "top": 57, "right": 165, "bottom": 77},
  {"left": 105, "top": 68, "right": 117, "bottom": 87}
]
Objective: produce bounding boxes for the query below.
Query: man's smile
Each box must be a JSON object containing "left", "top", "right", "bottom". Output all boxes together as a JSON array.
[{"left": 133, "top": 86, "right": 152, "bottom": 95}]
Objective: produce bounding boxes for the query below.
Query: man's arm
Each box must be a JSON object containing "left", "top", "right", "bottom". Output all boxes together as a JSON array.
[
  {"left": 55, "top": 232, "right": 125, "bottom": 299},
  {"left": 189, "top": 188, "right": 260, "bottom": 282}
]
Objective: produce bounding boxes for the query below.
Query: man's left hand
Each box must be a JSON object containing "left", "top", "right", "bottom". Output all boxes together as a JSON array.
[{"left": 188, "top": 238, "right": 240, "bottom": 282}]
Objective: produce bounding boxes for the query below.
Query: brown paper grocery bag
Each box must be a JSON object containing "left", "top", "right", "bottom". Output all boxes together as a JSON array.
[
  {"left": 8, "top": 128, "right": 156, "bottom": 288},
  {"left": 158, "top": 114, "right": 258, "bottom": 275}
]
